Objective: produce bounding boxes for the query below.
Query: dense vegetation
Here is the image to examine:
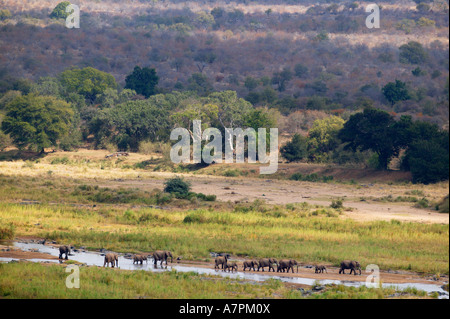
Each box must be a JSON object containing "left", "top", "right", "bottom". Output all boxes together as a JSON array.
[{"left": 0, "top": 0, "right": 448, "bottom": 185}]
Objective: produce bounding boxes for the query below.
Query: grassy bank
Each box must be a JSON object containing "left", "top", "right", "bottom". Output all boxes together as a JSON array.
[
  {"left": 0, "top": 262, "right": 431, "bottom": 299},
  {"left": 1, "top": 202, "right": 448, "bottom": 274}
]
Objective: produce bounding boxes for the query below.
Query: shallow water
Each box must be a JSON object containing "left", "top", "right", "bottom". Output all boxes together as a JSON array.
[{"left": 2, "top": 241, "right": 448, "bottom": 299}]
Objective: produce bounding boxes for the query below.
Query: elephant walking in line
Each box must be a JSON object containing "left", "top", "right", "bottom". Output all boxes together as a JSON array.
[
  {"left": 214, "top": 256, "right": 228, "bottom": 271},
  {"left": 153, "top": 250, "right": 173, "bottom": 267},
  {"left": 339, "top": 260, "right": 361, "bottom": 275},
  {"left": 133, "top": 254, "right": 148, "bottom": 265},
  {"left": 277, "top": 259, "right": 298, "bottom": 273},
  {"left": 243, "top": 260, "right": 258, "bottom": 272},
  {"left": 315, "top": 265, "right": 327, "bottom": 273},
  {"left": 59, "top": 245, "right": 71, "bottom": 260},
  {"left": 257, "top": 258, "right": 278, "bottom": 272},
  {"left": 224, "top": 261, "right": 238, "bottom": 273},
  {"left": 104, "top": 253, "right": 119, "bottom": 268}
]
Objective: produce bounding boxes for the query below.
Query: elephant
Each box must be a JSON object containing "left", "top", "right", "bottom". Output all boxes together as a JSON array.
[
  {"left": 133, "top": 254, "right": 148, "bottom": 265},
  {"left": 59, "top": 245, "right": 71, "bottom": 260},
  {"left": 243, "top": 260, "right": 258, "bottom": 272},
  {"left": 339, "top": 260, "right": 361, "bottom": 275},
  {"left": 153, "top": 250, "right": 173, "bottom": 267},
  {"left": 257, "top": 258, "right": 278, "bottom": 272},
  {"left": 224, "top": 261, "right": 238, "bottom": 273},
  {"left": 104, "top": 253, "right": 119, "bottom": 268},
  {"left": 214, "top": 256, "right": 228, "bottom": 271},
  {"left": 315, "top": 265, "right": 327, "bottom": 273},
  {"left": 277, "top": 259, "right": 298, "bottom": 273}
]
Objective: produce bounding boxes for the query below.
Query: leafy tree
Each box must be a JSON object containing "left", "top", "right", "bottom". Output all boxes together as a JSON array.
[
  {"left": 308, "top": 116, "right": 345, "bottom": 153},
  {"left": 404, "top": 137, "right": 449, "bottom": 184},
  {"left": 59, "top": 67, "right": 117, "bottom": 102},
  {"left": 90, "top": 98, "right": 172, "bottom": 151},
  {"left": 382, "top": 80, "right": 410, "bottom": 105},
  {"left": 280, "top": 133, "right": 309, "bottom": 162},
  {"left": 338, "top": 108, "right": 401, "bottom": 169},
  {"left": 399, "top": 41, "right": 428, "bottom": 64},
  {"left": 124, "top": 66, "right": 159, "bottom": 98},
  {"left": 49, "top": 1, "right": 71, "bottom": 19},
  {"left": 399, "top": 119, "right": 449, "bottom": 183},
  {"left": 1, "top": 94, "right": 73, "bottom": 153}
]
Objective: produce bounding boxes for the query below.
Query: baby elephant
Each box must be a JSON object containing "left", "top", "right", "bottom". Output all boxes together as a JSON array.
[
  {"left": 224, "top": 261, "right": 238, "bottom": 273},
  {"left": 59, "top": 245, "right": 71, "bottom": 260},
  {"left": 133, "top": 254, "right": 148, "bottom": 265},
  {"left": 315, "top": 265, "right": 327, "bottom": 273}
]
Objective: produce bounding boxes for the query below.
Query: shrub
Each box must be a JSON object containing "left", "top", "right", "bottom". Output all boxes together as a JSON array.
[
  {"left": 163, "top": 177, "right": 191, "bottom": 198},
  {"left": 223, "top": 169, "right": 240, "bottom": 177},
  {"left": 0, "top": 223, "right": 15, "bottom": 240},
  {"left": 414, "top": 198, "right": 430, "bottom": 209},
  {"left": 330, "top": 199, "right": 344, "bottom": 209}
]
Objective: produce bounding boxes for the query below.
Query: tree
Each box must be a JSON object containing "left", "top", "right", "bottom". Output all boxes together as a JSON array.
[
  {"left": 294, "top": 63, "right": 309, "bottom": 78},
  {"left": 0, "top": 9, "right": 12, "bottom": 21},
  {"left": 272, "top": 68, "right": 293, "bottom": 92},
  {"left": 280, "top": 133, "right": 309, "bottom": 162},
  {"left": 90, "top": 98, "right": 172, "bottom": 151},
  {"left": 338, "top": 108, "right": 401, "bottom": 169},
  {"left": 404, "top": 137, "right": 449, "bottom": 184},
  {"left": 382, "top": 80, "right": 410, "bottom": 105},
  {"left": 49, "top": 1, "right": 71, "bottom": 19},
  {"left": 59, "top": 67, "right": 117, "bottom": 102},
  {"left": 308, "top": 116, "right": 345, "bottom": 153},
  {"left": 124, "top": 66, "right": 159, "bottom": 98},
  {"left": 1, "top": 94, "right": 73, "bottom": 153},
  {"left": 399, "top": 41, "right": 428, "bottom": 64},
  {"left": 244, "top": 76, "right": 259, "bottom": 91}
]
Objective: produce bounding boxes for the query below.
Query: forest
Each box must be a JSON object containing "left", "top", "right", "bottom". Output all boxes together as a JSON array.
[{"left": 0, "top": 0, "right": 449, "bottom": 184}]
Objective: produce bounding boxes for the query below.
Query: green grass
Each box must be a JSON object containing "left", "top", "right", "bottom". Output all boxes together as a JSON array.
[
  {"left": 0, "top": 262, "right": 298, "bottom": 299},
  {"left": 1, "top": 202, "right": 447, "bottom": 274},
  {"left": 0, "top": 262, "right": 433, "bottom": 299},
  {"left": 0, "top": 173, "right": 448, "bottom": 275}
]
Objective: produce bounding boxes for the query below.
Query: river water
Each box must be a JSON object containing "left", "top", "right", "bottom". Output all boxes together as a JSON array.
[{"left": 1, "top": 241, "right": 448, "bottom": 299}]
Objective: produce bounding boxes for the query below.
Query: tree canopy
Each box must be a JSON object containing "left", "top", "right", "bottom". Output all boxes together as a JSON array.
[
  {"left": 1, "top": 94, "right": 73, "bottom": 152},
  {"left": 124, "top": 66, "right": 159, "bottom": 98},
  {"left": 59, "top": 67, "right": 117, "bottom": 102}
]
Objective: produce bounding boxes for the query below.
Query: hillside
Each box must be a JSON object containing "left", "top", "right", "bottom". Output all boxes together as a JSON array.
[{"left": 0, "top": 0, "right": 448, "bottom": 127}]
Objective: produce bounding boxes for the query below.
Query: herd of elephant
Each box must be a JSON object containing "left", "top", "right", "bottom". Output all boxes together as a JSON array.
[
  {"left": 58, "top": 245, "right": 173, "bottom": 268},
  {"left": 58, "top": 245, "right": 362, "bottom": 275},
  {"left": 214, "top": 255, "right": 362, "bottom": 275}
]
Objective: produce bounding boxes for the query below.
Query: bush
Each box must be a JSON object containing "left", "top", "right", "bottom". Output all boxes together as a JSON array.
[
  {"left": 404, "top": 140, "right": 449, "bottom": 184},
  {"left": 223, "top": 169, "right": 240, "bottom": 177},
  {"left": 163, "top": 177, "right": 191, "bottom": 198},
  {"left": 330, "top": 199, "right": 344, "bottom": 209},
  {"left": 436, "top": 195, "right": 449, "bottom": 214},
  {"left": 0, "top": 223, "right": 15, "bottom": 240},
  {"left": 281, "top": 134, "right": 309, "bottom": 162}
]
